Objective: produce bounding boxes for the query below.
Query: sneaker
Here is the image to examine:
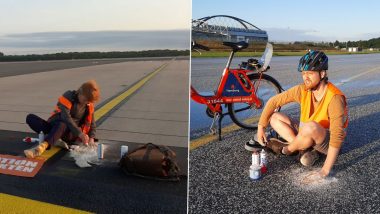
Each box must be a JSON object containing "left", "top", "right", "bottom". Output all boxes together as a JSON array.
[
  {"left": 245, "top": 139, "right": 265, "bottom": 152},
  {"left": 253, "top": 133, "right": 273, "bottom": 147},
  {"left": 300, "top": 149, "right": 319, "bottom": 166},
  {"left": 266, "top": 138, "right": 287, "bottom": 154},
  {"left": 24, "top": 141, "right": 49, "bottom": 158}
]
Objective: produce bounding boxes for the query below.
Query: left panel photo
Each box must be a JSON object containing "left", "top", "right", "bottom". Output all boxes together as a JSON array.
[{"left": 0, "top": 0, "right": 190, "bottom": 213}]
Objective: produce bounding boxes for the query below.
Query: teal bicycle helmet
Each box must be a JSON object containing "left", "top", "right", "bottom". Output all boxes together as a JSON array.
[{"left": 298, "top": 50, "right": 328, "bottom": 72}]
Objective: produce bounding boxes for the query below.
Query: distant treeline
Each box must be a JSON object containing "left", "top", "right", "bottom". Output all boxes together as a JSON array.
[
  {"left": 195, "top": 37, "right": 380, "bottom": 51},
  {"left": 196, "top": 40, "right": 337, "bottom": 52},
  {"left": 333, "top": 37, "right": 380, "bottom": 49},
  {"left": 0, "top": 49, "right": 189, "bottom": 62}
]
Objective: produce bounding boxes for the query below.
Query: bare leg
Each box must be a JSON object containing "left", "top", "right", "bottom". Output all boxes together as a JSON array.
[
  {"left": 286, "top": 121, "right": 326, "bottom": 153},
  {"left": 269, "top": 112, "right": 297, "bottom": 142}
]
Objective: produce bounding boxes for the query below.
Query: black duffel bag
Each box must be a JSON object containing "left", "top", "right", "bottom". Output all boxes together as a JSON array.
[{"left": 119, "top": 143, "right": 180, "bottom": 181}]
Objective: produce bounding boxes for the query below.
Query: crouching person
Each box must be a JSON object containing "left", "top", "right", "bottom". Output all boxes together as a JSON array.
[
  {"left": 257, "top": 51, "right": 348, "bottom": 177},
  {"left": 24, "top": 80, "right": 100, "bottom": 158}
]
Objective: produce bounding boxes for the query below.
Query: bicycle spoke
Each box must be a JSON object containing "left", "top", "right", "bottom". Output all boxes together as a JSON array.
[{"left": 228, "top": 74, "right": 282, "bottom": 129}]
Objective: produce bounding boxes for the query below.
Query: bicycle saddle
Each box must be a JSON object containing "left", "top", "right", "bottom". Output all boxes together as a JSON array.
[{"left": 222, "top": 41, "right": 249, "bottom": 51}]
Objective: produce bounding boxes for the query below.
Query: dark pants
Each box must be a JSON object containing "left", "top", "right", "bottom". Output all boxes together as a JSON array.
[{"left": 26, "top": 114, "right": 76, "bottom": 147}]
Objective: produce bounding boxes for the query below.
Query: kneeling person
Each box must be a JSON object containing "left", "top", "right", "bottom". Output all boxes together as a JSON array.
[
  {"left": 257, "top": 51, "right": 348, "bottom": 177},
  {"left": 24, "top": 80, "right": 100, "bottom": 158}
]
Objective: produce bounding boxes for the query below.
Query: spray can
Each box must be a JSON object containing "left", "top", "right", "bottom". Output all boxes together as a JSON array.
[
  {"left": 249, "top": 164, "right": 261, "bottom": 180},
  {"left": 260, "top": 149, "right": 268, "bottom": 174},
  {"left": 260, "top": 149, "right": 267, "bottom": 166},
  {"left": 38, "top": 131, "right": 44, "bottom": 144},
  {"left": 252, "top": 150, "right": 260, "bottom": 166},
  {"left": 97, "top": 143, "right": 104, "bottom": 159}
]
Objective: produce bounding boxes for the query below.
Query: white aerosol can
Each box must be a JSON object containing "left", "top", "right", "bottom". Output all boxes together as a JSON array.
[
  {"left": 38, "top": 131, "right": 44, "bottom": 144},
  {"left": 252, "top": 150, "right": 260, "bottom": 166},
  {"left": 97, "top": 143, "right": 104, "bottom": 159},
  {"left": 260, "top": 149, "right": 267, "bottom": 166}
]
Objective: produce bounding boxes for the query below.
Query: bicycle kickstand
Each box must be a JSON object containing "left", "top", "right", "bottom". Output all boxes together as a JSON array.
[
  {"left": 209, "top": 113, "right": 220, "bottom": 136},
  {"left": 218, "top": 113, "right": 224, "bottom": 141}
]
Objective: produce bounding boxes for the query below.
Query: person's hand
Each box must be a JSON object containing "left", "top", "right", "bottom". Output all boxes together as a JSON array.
[
  {"left": 301, "top": 169, "right": 326, "bottom": 185},
  {"left": 79, "top": 133, "right": 89, "bottom": 145},
  {"left": 319, "top": 167, "right": 329, "bottom": 177},
  {"left": 256, "top": 125, "right": 267, "bottom": 146},
  {"left": 88, "top": 138, "right": 96, "bottom": 148}
]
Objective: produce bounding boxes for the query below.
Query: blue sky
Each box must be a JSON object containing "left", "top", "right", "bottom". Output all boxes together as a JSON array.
[{"left": 192, "top": 0, "right": 380, "bottom": 42}]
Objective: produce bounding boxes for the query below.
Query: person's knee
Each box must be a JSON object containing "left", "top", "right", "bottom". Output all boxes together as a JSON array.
[
  {"left": 26, "top": 114, "right": 36, "bottom": 125},
  {"left": 269, "top": 112, "right": 282, "bottom": 126},
  {"left": 300, "top": 122, "right": 321, "bottom": 137},
  {"left": 57, "top": 122, "right": 67, "bottom": 129}
]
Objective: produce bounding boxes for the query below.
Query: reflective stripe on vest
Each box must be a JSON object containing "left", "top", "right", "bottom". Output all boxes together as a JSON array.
[
  {"left": 300, "top": 82, "right": 348, "bottom": 129},
  {"left": 51, "top": 95, "right": 94, "bottom": 135},
  {"left": 81, "top": 103, "right": 94, "bottom": 134}
]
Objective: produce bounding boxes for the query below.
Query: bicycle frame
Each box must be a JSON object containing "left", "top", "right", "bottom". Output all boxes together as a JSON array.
[{"left": 191, "top": 50, "right": 263, "bottom": 115}]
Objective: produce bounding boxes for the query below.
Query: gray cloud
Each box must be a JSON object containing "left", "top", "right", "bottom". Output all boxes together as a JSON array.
[
  {"left": 266, "top": 28, "right": 329, "bottom": 42},
  {"left": 0, "top": 30, "right": 190, "bottom": 55},
  {"left": 266, "top": 28, "right": 380, "bottom": 42}
]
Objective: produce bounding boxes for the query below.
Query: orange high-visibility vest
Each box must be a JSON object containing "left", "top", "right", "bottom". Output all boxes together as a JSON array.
[
  {"left": 300, "top": 82, "right": 348, "bottom": 129},
  {"left": 51, "top": 96, "right": 94, "bottom": 135}
]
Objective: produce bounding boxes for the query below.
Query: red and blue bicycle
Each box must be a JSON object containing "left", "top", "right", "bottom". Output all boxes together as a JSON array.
[{"left": 191, "top": 41, "right": 283, "bottom": 140}]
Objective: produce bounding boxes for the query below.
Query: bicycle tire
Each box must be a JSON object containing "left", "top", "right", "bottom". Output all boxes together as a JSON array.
[{"left": 228, "top": 73, "right": 282, "bottom": 129}]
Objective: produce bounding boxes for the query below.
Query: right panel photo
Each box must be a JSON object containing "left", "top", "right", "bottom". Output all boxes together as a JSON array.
[{"left": 189, "top": 0, "right": 380, "bottom": 213}]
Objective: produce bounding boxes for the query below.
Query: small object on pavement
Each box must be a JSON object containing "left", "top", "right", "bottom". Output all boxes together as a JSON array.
[
  {"left": 69, "top": 144, "right": 100, "bottom": 168},
  {"left": 260, "top": 149, "right": 267, "bottom": 166},
  {"left": 252, "top": 150, "right": 260, "bottom": 166},
  {"left": 120, "top": 145, "right": 129, "bottom": 158},
  {"left": 260, "top": 149, "right": 268, "bottom": 174},
  {"left": 23, "top": 137, "right": 39, "bottom": 143},
  {"left": 97, "top": 143, "right": 104, "bottom": 159},
  {"left": 249, "top": 164, "right": 261, "bottom": 180},
  {"left": 38, "top": 131, "right": 44, "bottom": 144},
  {"left": 119, "top": 143, "right": 180, "bottom": 181},
  {"left": 260, "top": 164, "right": 267, "bottom": 174}
]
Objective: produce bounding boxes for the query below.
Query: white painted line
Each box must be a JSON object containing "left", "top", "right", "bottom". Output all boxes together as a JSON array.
[{"left": 336, "top": 66, "right": 380, "bottom": 86}]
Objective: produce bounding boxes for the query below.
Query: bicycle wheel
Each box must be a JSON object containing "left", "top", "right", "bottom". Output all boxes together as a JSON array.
[{"left": 228, "top": 73, "right": 282, "bottom": 129}]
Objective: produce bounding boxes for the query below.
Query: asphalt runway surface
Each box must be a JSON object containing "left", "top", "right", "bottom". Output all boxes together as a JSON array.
[
  {"left": 189, "top": 53, "right": 380, "bottom": 213},
  {"left": 0, "top": 57, "right": 188, "bottom": 213},
  {"left": 0, "top": 57, "right": 180, "bottom": 78}
]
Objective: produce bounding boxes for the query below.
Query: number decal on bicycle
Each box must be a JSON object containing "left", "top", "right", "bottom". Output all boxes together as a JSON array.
[{"left": 207, "top": 99, "right": 223, "bottom": 104}]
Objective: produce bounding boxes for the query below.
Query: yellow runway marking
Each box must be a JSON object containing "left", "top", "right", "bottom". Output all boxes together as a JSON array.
[
  {"left": 37, "top": 146, "right": 61, "bottom": 160},
  {"left": 190, "top": 116, "right": 260, "bottom": 150},
  {"left": 0, "top": 193, "right": 92, "bottom": 214},
  {"left": 41, "top": 62, "right": 169, "bottom": 160},
  {"left": 94, "top": 63, "right": 168, "bottom": 120}
]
